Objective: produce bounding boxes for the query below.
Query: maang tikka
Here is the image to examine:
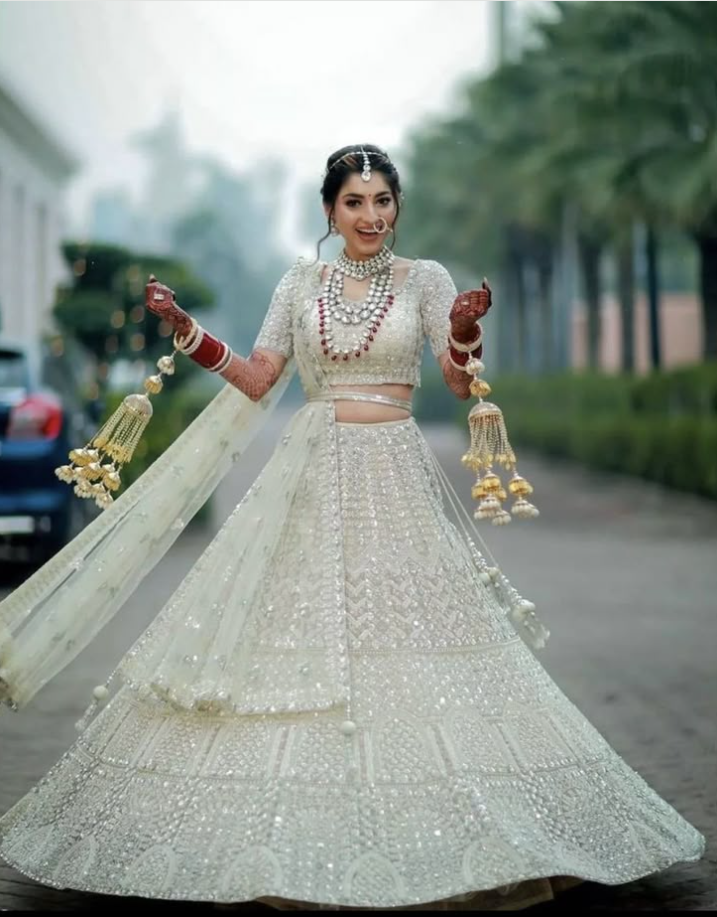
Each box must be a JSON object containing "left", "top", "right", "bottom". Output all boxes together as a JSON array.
[
  {"left": 359, "top": 148, "right": 372, "bottom": 182},
  {"left": 325, "top": 148, "right": 374, "bottom": 182}
]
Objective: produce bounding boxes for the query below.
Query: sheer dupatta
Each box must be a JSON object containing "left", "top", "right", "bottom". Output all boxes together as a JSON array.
[
  {"left": 0, "top": 275, "right": 301, "bottom": 714},
  {"left": 0, "top": 257, "right": 355, "bottom": 722},
  {"left": 113, "top": 258, "right": 356, "bottom": 719}
]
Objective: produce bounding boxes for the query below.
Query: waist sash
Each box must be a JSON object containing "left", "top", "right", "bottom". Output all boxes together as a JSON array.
[{"left": 307, "top": 391, "right": 413, "bottom": 413}]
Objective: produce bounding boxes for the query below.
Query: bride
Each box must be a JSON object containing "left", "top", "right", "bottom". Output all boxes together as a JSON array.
[{"left": 0, "top": 144, "right": 705, "bottom": 910}]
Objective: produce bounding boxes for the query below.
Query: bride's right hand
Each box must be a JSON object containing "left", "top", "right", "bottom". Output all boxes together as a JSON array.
[
  {"left": 145, "top": 275, "right": 177, "bottom": 318},
  {"left": 144, "top": 275, "right": 194, "bottom": 337}
]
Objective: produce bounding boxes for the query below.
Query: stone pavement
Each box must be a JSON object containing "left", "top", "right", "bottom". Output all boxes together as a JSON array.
[{"left": 0, "top": 407, "right": 714, "bottom": 911}]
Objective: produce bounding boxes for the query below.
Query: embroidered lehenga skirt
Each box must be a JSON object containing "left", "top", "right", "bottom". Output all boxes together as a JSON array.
[{"left": 0, "top": 405, "right": 705, "bottom": 909}]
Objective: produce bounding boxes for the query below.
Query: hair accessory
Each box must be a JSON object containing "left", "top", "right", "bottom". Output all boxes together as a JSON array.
[
  {"left": 359, "top": 148, "right": 371, "bottom": 182},
  {"left": 325, "top": 148, "right": 390, "bottom": 181}
]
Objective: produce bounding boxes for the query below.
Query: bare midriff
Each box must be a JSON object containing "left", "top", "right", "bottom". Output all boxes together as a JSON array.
[{"left": 329, "top": 382, "right": 414, "bottom": 423}]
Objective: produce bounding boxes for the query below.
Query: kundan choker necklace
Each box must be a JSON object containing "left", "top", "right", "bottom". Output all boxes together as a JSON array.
[
  {"left": 319, "top": 247, "right": 396, "bottom": 361},
  {"left": 336, "top": 246, "right": 394, "bottom": 279}
]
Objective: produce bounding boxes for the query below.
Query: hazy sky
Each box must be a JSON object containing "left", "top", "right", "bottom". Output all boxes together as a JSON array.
[{"left": 0, "top": 1, "right": 496, "bottom": 233}]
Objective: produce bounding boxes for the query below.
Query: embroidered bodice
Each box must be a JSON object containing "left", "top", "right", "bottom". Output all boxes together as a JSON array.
[{"left": 252, "top": 257, "right": 458, "bottom": 390}]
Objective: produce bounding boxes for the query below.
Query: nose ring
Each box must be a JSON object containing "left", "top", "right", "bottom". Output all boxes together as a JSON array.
[{"left": 372, "top": 218, "right": 388, "bottom": 234}]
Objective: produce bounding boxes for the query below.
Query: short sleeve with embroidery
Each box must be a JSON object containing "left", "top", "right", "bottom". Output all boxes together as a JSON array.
[
  {"left": 418, "top": 260, "right": 457, "bottom": 358},
  {"left": 252, "top": 260, "right": 306, "bottom": 359}
]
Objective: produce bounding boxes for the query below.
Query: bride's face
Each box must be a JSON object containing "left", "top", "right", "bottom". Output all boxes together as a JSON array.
[{"left": 327, "top": 172, "right": 397, "bottom": 258}]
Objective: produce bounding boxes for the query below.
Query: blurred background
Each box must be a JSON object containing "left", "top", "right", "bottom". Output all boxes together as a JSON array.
[
  {"left": 0, "top": 0, "right": 715, "bottom": 561},
  {"left": 1, "top": 8, "right": 715, "bottom": 910}
]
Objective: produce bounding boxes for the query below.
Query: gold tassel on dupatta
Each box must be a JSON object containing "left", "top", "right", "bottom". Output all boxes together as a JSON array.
[
  {"left": 460, "top": 357, "right": 540, "bottom": 527},
  {"left": 54, "top": 352, "right": 178, "bottom": 510}
]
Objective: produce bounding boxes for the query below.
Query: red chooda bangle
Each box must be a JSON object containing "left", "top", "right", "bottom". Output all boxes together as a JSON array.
[
  {"left": 187, "top": 328, "right": 228, "bottom": 370},
  {"left": 448, "top": 341, "right": 483, "bottom": 366}
]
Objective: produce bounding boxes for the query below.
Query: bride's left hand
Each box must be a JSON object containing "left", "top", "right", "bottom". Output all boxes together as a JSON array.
[{"left": 451, "top": 278, "right": 492, "bottom": 321}]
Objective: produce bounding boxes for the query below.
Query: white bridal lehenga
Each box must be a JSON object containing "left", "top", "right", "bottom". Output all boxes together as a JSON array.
[{"left": 0, "top": 258, "right": 705, "bottom": 910}]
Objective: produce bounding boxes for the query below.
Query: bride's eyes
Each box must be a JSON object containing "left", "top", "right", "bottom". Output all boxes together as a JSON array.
[{"left": 346, "top": 198, "right": 393, "bottom": 208}]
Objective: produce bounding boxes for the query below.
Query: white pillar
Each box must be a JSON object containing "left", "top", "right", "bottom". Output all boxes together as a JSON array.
[
  {"left": 35, "top": 201, "right": 49, "bottom": 335},
  {"left": 46, "top": 202, "right": 68, "bottom": 333},
  {"left": 7, "top": 182, "right": 27, "bottom": 341},
  {"left": 24, "top": 189, "right": 39, "bottom": 347},
  {"left": 0, "top": 167, "right": 11, "bottom": 335}
]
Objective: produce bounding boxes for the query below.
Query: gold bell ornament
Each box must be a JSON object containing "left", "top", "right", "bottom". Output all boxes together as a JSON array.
[
  {"left": 461, "top": 357, "right": 539, "bottom": 526},
  {"left": 54, "top": 350, "right": 179, "bottom": 510}
]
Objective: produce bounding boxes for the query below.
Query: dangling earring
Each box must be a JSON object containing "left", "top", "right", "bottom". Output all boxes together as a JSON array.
[{"left": 330, "top": 219, "right": 339, "bottom": 237}]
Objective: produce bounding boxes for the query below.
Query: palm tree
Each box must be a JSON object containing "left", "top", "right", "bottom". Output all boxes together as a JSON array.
[
  {"left": 403, "top": 0, "right": 717, "bottom": 371},
  {"left": 540, "top": 1, "right": 717, "bottom": 360}
]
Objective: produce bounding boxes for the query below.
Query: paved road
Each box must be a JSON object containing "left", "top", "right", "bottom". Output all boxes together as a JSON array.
[{"left": 0, "top": 407, "right": 714, "bottom": 911}]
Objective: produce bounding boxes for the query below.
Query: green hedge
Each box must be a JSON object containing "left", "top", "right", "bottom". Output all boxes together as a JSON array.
[
  {"left": 416, "top": 365, "right": 717, "bottom": 500},
  {"left": 99, "top": 365, "right": 717, "bottom": 507}
]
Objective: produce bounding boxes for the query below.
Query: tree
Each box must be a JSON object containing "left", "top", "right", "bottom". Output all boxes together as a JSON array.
[
  {"left": 54, "top": 242, "right": 215, "bottom": 391},
  {"left": 170, "top": 157, "right": 289, "bottom": 356},
  {"left": 538, "top": 1, "right": 717, "bottom": 361},
  {"left": 403, "top": 0, "right": 717, "bottom": 372}
]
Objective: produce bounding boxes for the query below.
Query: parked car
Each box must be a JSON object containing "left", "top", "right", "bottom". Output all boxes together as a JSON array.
[{"left": 0, "top": 338, "right": 100, "bottom": 566}]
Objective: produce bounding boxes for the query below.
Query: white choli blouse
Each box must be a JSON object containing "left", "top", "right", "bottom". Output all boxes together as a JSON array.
[{"left": 252, "top": 258, "right": 459, "bottom": 389}]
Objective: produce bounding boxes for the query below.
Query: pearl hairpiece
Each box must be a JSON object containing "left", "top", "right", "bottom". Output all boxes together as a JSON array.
[{"left": 325, "top": 148, "right": 390, "bottom": 182}]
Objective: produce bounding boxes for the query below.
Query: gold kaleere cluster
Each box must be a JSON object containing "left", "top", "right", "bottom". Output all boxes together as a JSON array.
[
  {"left": 460, "top": 357, "right": 539, "bottom": 526},
  {"left": 54, "top": 352, "right": 177, "bottom": 510}
]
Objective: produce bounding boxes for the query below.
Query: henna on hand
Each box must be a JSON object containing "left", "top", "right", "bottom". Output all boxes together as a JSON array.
[
  {"left": 145, "top": 275, "right": 193, "bottom": 337},
  {"left": 218, "top": 350, "right": 281, "bottom": 402},
  {"left": 449, "top": 279, "right": 492, "bottom": 344},
  {"left": 144, "top": 275, "right": 285, "bottom": 398},
  {"left": 441, "top": 279, "right": 492, "bottom": 399},
  {"left": 441, "top": 357, "right": 473, "bottom": 400}
]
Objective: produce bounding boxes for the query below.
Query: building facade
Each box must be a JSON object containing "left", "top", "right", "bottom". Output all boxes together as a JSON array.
[{"left": 0, "top": 80, "right": 78, "bottom": 347}]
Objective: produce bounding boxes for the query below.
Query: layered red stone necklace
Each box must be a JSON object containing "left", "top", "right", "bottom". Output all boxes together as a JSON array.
[{"left": 319, "top": 247, "right": 395, "bottom": 361}]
